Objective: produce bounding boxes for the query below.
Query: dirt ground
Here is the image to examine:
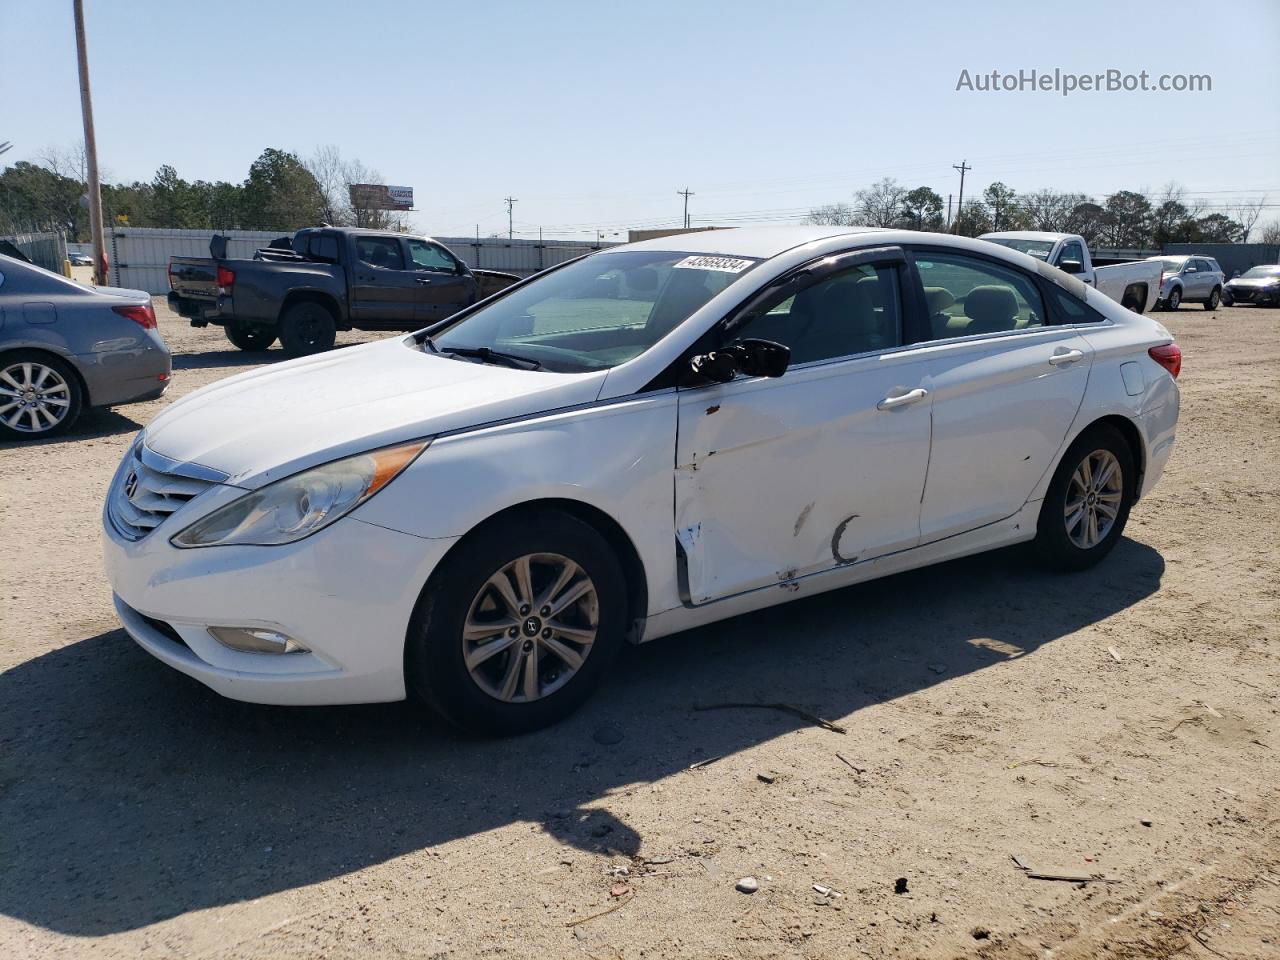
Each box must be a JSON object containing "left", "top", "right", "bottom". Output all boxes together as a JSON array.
[{"left": 1, "top": 294, "right": 1277, "bottom": 960}]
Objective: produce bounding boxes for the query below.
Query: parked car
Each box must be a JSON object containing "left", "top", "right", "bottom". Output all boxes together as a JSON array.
[
  {"left": 67, "top": 251, "right": 93, "bottom": 267},
  {"left": 104, "top": 227, "right": 1180, "bottom": 734},
  {"left": 980, "top": 231, "right": 1162, "bottom": 313},
  {"left": 0, "top": 254, "right": 170, "bottom": 440},
  {"left": 167, "top": 228, "right": 522, "bottom": 355},
  {"left": 1222, "top": 264, "right": 1280, "bottom": 308},
  {"left": 1145, "top": 255, "right": 1224, "bottom": 310}
]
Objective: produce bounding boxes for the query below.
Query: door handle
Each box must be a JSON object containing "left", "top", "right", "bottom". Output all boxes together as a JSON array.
[
  {"left": 415, "top": 277, "right": 434, "bottom": 285},
  {"left": 876, "top": 387, "right": 928, "bottom": 410},
  {"left": 1048, "top": 348, "right": 1085, "bottom": 366}
]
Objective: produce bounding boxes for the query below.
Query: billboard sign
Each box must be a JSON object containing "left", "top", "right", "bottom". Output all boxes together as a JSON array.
[{"left": 349, "top": 183, "right": 414, "bottom": 210}]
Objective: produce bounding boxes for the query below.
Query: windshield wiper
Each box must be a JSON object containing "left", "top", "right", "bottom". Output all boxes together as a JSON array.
[
  {"left": 414, "top": 331, "right": 440, "bottom": 353},
  {"left": 439, "top": 345, "right": 541, "bottom": 370}
]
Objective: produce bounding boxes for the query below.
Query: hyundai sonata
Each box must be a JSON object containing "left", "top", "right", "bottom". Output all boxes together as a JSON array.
[{"left": 103, "top": 227, "right": 1180, "bottom": 734}]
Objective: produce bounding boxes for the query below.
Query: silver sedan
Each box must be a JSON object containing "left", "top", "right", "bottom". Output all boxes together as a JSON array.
[{"left": 0, "top": 254, "right": 171, "bottom": 440}]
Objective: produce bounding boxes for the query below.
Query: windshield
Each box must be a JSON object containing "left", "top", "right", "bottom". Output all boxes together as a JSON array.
[
  {"left": 985, "top": 238, "right": 1054, "bottom": 261},
  {"left": 433, "top": 250, "right": 760, "bottom": 373},
  {"left": 1157, "top": 258, "right": 1188, "bottom": 273},
  {"left": 1241, "top": 265, "right": 1280, "bottom": 280}
]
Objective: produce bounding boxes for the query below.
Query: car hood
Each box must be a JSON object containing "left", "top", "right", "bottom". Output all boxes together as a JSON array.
[
  {"left": 1226, "top": 277, "right": 1279, "bottom": 288},
  {"left": 144, "top": 336, "right": 608, "bottom": 487}
]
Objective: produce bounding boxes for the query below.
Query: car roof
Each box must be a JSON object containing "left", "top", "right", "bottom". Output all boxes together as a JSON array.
[
  {"left": 618, "top": 225, "right": 891, "bottom": 258},
  {"left": 979, "top": 231, "right": 1072, "bottom": 242}
]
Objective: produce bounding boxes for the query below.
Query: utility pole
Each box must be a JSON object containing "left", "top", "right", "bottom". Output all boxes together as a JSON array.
[
  {"left": 677, "top": 187, "right": 694, "bottom": 229},
  {"left": 947, "top": 193, "right": 953, "bottom": 229},
  {"left": 951, "top": 160, "right": 970, "bottom": 233},
  {"left": 73, "top": 0, "right": 107, "bottom": 285},
  {"left": 504, "top": 196, "right": 517, "bottom": 239}
]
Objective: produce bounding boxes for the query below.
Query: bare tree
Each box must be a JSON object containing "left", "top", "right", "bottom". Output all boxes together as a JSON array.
[
  {"left": 306, "top": 144, "right": 351, "bottom": 226},
  {"left": 806, "top": 203, "right": 859, "bottom": 226},
  {"left": 853, "top": 178, "right": 907, "bottom": 228},
  {"left": 1020, "top": 189, "right": 1088, "bottom": 232},
  {"left": 1260, "top": 220, "right": 1280, "bottom": 245},
  {"left": 1233, "top": 197, "right": 1267, "bottom": 242}
]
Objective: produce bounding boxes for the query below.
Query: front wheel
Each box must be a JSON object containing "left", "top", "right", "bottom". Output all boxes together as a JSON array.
[
  {"left": 1204, "top": 287, "right": 1221, "bottom": 311},
  {"left": 407, "top": 510, "right": 628, "bottom": 736},
  {"left": 224, "top": 319, "right": 277, "bottom": 351},
  {"left": 1034, "top": 424, "right": 1136, "bottom": 571},
  {"left": 1221, "top": 289, "right": 1234, "bottom": 307}
]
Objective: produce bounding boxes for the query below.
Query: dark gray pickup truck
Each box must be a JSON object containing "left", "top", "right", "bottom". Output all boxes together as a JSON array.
[{"left": 167, "top": 227, "right": 520, "bottom": 354}]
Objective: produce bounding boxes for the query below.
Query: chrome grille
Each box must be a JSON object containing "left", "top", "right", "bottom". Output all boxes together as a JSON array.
[{"left": 108, "top": 441, "right": 221, "bottom": 541}]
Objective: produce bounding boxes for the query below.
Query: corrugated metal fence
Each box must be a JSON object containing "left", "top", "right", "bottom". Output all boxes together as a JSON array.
[
  {"left": 0, "top": 231, "right": 69, "bottom": 272},
  {"left": 106, "top": 227, "right": 615, "bottom": 294}
]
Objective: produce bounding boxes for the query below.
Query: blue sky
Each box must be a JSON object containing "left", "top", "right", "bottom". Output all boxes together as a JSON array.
[{"left": 5, "top": 0, "right": 1278, "bottom": 239}]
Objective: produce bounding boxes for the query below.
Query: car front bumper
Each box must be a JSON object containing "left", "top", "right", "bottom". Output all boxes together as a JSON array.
[{"left": 102, "top": 493, "right": 459, "bottom": 706}]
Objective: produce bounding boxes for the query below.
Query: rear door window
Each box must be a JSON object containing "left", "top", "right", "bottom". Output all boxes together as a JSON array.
[
  {"left": 356, "top": 236, "right": 405, "bottom": 270},
  {"left": 912, "top": 252, "right": 1045, "bottom": 340},
  {"left": 407, "top": 239, "right": 459, "bottom": 273}
]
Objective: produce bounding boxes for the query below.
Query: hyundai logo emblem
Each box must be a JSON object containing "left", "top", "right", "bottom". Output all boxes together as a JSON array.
[{"left": 124, "top": 470, "right": 139, "bottom": 500}]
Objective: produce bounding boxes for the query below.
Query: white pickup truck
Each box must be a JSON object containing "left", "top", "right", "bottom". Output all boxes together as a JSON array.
[{"left": 980, "top": 231, "right": 1161, "bottom": 314}]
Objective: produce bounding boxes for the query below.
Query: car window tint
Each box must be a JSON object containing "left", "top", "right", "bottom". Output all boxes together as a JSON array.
[
  {"left": 1057, "top": 241, "right": 1084, "bottom": 266},
  {"left": 1044, "top": 282, "right": 1105, "bottom": 324},
  {"left": 309, "top": 235, "right": 339, "bottom": 262},
  {"left": 914, "top": 253, "right": 1045, "bottom": 340},
  {"left": 733, "top": 263, "right": 901, "bottom": 364},
  {"left": 407, "top": 240, "right": 458, "bottom": 273},
  {"left": 356, "top": 236, "right": 404, "bottom": 270}
]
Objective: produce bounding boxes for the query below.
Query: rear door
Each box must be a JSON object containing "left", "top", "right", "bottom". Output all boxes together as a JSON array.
[
  {"left": 405, "top": 238, "right": 475, "bottom": 323},
  {"left": 349, "top": 235, "right": 418, "bottom": 324},
  {"left": 674, "top": 248, "right": 934, "bottom": 603},
  {"left": 907, "top": 248, "right": 1094, "bottom": 542}
]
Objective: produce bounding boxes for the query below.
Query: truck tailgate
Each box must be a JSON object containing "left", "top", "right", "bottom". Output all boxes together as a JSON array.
[{"left": 169, "top": 257, "right": 219, "bottom": 298}]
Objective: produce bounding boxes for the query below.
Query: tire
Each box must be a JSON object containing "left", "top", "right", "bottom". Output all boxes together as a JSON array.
[
  {"left": 1221, "top": 289, "right": 1234, "bottom": 307},
  {"left": 1165, "top": 288, "right": 1182, "bottom": 311},
  {"left": 0, "top": 350, "right": 84, "bottom": 441},
  {"left": 1034, "top": 423, "right": 1136, "bottom": 571},
  {"left": 224, "top": 319, "right": 277, "bottom": 352},
  {"left": 1204, "top": 287, "right": 1221, "bottom": 311},
  {"left": 278, "top": 301, "right": 337, "bottom": 356},
  {"left": 406, "top": 509, "right": 628, "bottom": 736}
]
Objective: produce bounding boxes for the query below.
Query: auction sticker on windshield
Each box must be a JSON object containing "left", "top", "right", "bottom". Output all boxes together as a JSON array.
[{"left": 673, "top": 255, "right": 756, "bottom": 273}]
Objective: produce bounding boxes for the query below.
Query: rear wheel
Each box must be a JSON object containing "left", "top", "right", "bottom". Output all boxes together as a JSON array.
[
  {"left": 407, "top": 510, "right": 627, "bottom": 736},
  {"left": 1165, "top": 288, "right": 1182, "bottom": 311},
  {"left": 223, "top": 319, "right": 277, "bottom": 352},
  {"left": 0, "top": 351, "right": 84, "bottom": 440},
  {"left": 1034, "top": 424, "right": 1136, "bottom": 571},
  {"left": 1204, "top": 287, "right": 1221, "bottom": 311},
  {"left": 278, "top": 301, "right": 337, "bottom": 356}
]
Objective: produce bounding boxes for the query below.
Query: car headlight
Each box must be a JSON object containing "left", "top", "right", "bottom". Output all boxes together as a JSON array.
[{"left": 171, "top": 440, "right": 429, "bottom": 548}]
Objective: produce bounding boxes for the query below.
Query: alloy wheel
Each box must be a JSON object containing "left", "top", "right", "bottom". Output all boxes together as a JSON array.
[
  {"left": 1064, "top": 449, "right": 1124, "bottom": 549},
  {"left": 0, "top": 361, "right": 72, "bottom": 434},
  {"left": 462, "top": 552, "right": 599, "bottom": 703}
]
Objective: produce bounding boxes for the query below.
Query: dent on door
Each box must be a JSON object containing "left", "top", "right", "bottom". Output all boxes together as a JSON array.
[{"left": 673, "top": 357, "right": 934, "bottom": 605}]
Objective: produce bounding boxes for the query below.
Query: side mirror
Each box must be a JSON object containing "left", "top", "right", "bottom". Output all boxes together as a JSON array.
[
  {"left": 689, "top": 338, "right": 790, "bottom": 384},
  {"left": 1058, "top": 259, "right": 1083, "bottom": 275}
]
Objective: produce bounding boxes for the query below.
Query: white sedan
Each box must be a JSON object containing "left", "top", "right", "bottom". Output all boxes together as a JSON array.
[{"left": 103, "top": 227, "right": 1181, "bottom": 735}]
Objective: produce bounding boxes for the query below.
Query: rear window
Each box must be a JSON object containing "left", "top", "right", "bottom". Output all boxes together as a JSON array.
[
  {"left": 308, "top": 235, "right": 340, "bottom": 263},
  {"left": 356, "top": 236, "right": 404, "bottom": 270}
]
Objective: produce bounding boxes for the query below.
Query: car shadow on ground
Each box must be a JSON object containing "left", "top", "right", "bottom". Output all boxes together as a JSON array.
[
  {"left": 0, "top": 406, "right": 142, "bottom": 450},
  {"left": 0, "top": 539, "right": 1164, "bottom": 935}
]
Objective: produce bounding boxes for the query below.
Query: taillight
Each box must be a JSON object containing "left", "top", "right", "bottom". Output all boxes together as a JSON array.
[
  {"left": 113, "top": 303, "right": 158, "bottom": 330},
  {"left": 1149, "top": 343, "right": 1181, "bottom": 379},
  {"left": 167, "top": 263, "right": 177, "bottom": 290},
  {"left": 216, "top": 265, "right": 235, "bottom": 294}
]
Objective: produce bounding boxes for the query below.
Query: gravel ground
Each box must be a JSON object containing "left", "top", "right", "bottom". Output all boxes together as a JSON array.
[{"left": 1, "top": 296, "right": 1277, "bottom": 960}]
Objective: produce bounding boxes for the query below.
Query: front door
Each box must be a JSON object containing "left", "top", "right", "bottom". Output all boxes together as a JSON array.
[
  {"left": 350, "top": 235, "right": 419, "bottom": 324},
  {"left": 673, "top": 254, "right": 934, "bottom": 604},
  {"left": 907, "top": 248, "right": 1094, "bottom": 542},
  {"left": 405, "top": 238, "right": 476, "bottom": 323}
]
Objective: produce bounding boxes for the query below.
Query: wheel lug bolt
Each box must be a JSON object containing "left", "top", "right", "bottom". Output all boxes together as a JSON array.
[
  {"left": 508, "top": 627, "right": 518, "bottom": 637},
  {"left": 519, "top": 605, "right": 530, "bottom": 616},
  {"left": 542, "top": 628, "right": 552, "bottom": 639},
  {"left": 540, "top": 606, "right": 550, "bottom": 616}
]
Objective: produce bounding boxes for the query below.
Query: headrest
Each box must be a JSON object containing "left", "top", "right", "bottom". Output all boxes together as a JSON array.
[
  {"left": 963, "top": 285, "right": 1018, "bottom": 331},
  {"left": 923, "top": 286, "right": 956, "bottom": 315}
]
